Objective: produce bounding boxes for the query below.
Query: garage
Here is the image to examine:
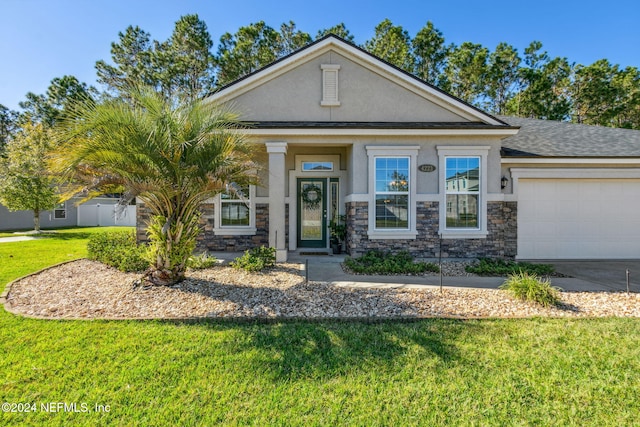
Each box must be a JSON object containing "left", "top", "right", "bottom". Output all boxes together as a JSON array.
[{"left": 517, "top": 178, "right": 640, "bottom": 259}]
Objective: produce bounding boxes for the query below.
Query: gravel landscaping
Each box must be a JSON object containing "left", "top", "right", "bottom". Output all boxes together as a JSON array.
[{"left": 4, "top": 259, "right": 640, "bottom": 319}]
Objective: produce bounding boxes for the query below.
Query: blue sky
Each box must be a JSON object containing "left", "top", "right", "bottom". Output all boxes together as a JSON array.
[{"left": 1, "top": 0, "right": 638, "bottom": 110}]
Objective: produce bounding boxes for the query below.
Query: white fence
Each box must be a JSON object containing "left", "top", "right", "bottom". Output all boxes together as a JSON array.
[{"left": 77, "top": 204, "right": 137, "bottom": 227}]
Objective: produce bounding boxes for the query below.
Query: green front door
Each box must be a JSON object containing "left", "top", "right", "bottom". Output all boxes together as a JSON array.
[{"left": 297, "top": 178, "right": 327, "bottom": 248}]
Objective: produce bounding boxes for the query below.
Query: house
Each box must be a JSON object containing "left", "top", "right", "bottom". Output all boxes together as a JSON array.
[
  {"left": 0, "top": 201, "right": 76, "bottom": 230},
  {"left": 0, "top": 197, "right": 137, "bottom": 231},
  {"left": 136, "top": 35, "right": 640, "bottom": 261}
]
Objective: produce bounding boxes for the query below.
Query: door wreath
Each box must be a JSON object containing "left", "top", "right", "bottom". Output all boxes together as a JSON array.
[{"left": 301, "top": 184, "right": 322, "bottom": 209}]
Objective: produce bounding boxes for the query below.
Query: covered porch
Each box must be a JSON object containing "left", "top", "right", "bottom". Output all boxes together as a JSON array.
[{"left": 264, "top": 141, "right": 351, "bottom": 261}]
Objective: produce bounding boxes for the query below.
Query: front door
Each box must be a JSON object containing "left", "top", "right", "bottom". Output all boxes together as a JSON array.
[{"left": 297, "top": 178, "right": 327, "bottom": 248}]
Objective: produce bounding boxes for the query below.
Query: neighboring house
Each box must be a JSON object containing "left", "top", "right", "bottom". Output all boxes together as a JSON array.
[
  {"left": 0, "top": 201, "right": 77, "bottom": 230},
  {"left": 0, "top": 197, "right": 136, "bottom": 230},
  {"left": 133, "top": 35, "right": 640, "bottom": 261}
]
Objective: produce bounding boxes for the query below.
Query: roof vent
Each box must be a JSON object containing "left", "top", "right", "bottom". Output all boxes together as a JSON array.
[{"left": 321, "top": 64, "right": 341, "bottom": 107}]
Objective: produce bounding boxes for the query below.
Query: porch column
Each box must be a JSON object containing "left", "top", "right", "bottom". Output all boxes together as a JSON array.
[{"left": 265, "top": 141, "right": 288, "bottom": 262}]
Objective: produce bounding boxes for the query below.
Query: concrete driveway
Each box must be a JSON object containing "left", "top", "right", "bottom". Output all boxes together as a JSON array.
[{"left": 547, "top": 260, "right": 640, "bottom": 292}]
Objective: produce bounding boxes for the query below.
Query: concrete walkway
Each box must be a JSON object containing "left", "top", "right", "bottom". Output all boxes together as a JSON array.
[
  {"left": 0, "top": 236, "right": 41, "bottom": 243},
  {"left": 213, "top": 251, "right": 630, "bottom": 292}
]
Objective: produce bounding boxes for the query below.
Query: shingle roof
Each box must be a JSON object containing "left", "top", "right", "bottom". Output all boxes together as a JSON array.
[{"left": 499, "top": 116, "right": 640, "bottom": 157}]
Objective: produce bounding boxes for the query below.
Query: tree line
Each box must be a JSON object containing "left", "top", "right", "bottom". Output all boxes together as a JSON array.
[{"left": 2, "top": 14, "right": 640, "bottom": 152}]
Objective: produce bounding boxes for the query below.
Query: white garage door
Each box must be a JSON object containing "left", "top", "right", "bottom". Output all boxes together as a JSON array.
[{"left": 518, "top": 179, "right": 640, "bottom": 259}]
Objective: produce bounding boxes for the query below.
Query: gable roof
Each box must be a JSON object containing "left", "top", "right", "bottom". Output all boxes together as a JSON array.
[
  {"left": 207, "top": 35, "right": 511, "bottom": 127},
  {"left": 499, "top": 116, "right": 640, "bottom": 157}
]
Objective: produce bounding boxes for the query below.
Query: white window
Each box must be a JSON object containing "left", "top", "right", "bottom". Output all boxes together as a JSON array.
[
  {"left": 437, "top": 146, "right": 490, "bottom": 238},
  {"left": 321, "top": 64, "right": 340, "bottom": 106},
  {"left": 366, "top": 146, "right": 419, "bottom": 239},
  {"left": 374, "top": 157, "right": 410, "bottom": 230},
  {"left": 214, "top": 185, "right": 256, "bottom": 235},
  {"left": 445, "top": 157, "right": 480, "bottom": 229},
  {"left": 54, "top": 202, "right": 66, "bottom": 219}
]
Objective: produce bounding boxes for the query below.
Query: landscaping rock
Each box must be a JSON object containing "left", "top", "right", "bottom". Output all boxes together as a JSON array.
[{"left": 4, "top": 259, "right": 640, "bottom": 319}]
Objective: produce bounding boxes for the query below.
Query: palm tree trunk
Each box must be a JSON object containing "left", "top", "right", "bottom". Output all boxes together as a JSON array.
[{"left": 144, "top": 210, "right": 201, "bottom": 286}]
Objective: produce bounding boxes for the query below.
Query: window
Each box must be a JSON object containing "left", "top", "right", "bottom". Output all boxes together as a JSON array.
[
  {"left": 54, "top": 202, "right": 66, "bottom": 219},
  {"left": 302, "top": 161, "right": 333, "bottom": 172},
  {"left": 437, "top": 146, "right": 489, "bottom": 238},
  {"left": 374, "top": 157, "right": 410, "bottom": 229},
  {"left": 329, "top": 179, "right": 339, "bottom": 224},
  {"left": 366, "top": 146, "right": 418, "bottom": 239},
  {"left": 220, "top": 185, "right": 251, "bottom": 227},
  {"left": 445, "top": 157, "right": 480, "bottom": 229}
]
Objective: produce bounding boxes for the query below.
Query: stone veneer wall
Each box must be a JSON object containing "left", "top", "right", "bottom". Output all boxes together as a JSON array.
[
  {"left": 196, "top": 203, "right": 269, "bottom": 251},
  {"left": 137, "top": 199, "right": 516, "bottom": 257},
  {"left": 345, "top": 201, "right": 517, "bottom": 259},
  {"left": 136, "top": 201, "right": 272, "bottom": 252}
]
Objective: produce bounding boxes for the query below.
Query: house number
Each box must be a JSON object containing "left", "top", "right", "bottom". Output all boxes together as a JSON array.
[{"left": 418, "top": 164, "right": 436, "bottom": 172}]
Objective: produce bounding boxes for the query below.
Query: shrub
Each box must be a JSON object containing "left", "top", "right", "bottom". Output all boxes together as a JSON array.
[
  {"left": 187, "top": 253, "right": 218, "bottom": 270},
  {"left": 87, "top": 230, "right": 149, "bottom": 272},
  {"left": 344, "top": 250, "right": 439, "bottom": 275},
  {"left": 500, "top": 272, "right": 562, "bottom": 307},
  {"left": 465, "top": 258, "right": 554, "bottom": 276},
  {"left": 231, "top": 246, "right": 276, "bottom": 272}
]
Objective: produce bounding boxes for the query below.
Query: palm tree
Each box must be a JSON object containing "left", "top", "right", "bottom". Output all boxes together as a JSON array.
[{"left": 52, "top": 87, "right": 258, "bottom": 285}]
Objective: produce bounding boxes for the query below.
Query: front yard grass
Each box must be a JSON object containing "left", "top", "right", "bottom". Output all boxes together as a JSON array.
[
  {"left": 1, "top": 229, "right": 639, "bottom": 426},
  {"left": 1, "top": 317, "right": 638, "bottom": 426},
  {"left": 0, "top": 226, "right": 133, "bottom": 289}
]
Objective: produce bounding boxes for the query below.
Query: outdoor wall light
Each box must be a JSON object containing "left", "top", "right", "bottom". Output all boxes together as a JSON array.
[{"left": 501, "top": 176, "right": 509, "bottom": 189}]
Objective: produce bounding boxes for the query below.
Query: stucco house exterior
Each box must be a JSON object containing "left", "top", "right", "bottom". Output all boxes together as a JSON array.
[{"left": 136, "top": 35, "right": 640, "bottom": 261}]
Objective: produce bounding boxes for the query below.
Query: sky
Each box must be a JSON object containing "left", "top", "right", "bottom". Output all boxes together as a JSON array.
[{"left": 1, "top": 0, "right": 639, "bottom": 111}]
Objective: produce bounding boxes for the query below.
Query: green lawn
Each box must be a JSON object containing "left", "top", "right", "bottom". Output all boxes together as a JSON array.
[
  {"left": 1, "top": 228, "right": 639, "bottom": 426},
  {"left": 0, "top": 227, "right": 133, "bottom": 287}
]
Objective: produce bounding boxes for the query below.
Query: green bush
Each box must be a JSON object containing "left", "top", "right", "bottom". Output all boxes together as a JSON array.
[
  {"left": 231, "top": 246, "right": 276, "bottom": 272},
  {"left": 500, "top": 272, "right": 562, "bottom": 307},
  {"left": 344, "top": 250, "right": 439, "bottom": 275},
  {"left": 87, "top": 230, "right": 149, "bottom": 273},
  {"left": 187, "top": 253, "right": 218, "bottom": 270},
  {"left": 465, "top": 258, "right": 554, "bottom": 276}
]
